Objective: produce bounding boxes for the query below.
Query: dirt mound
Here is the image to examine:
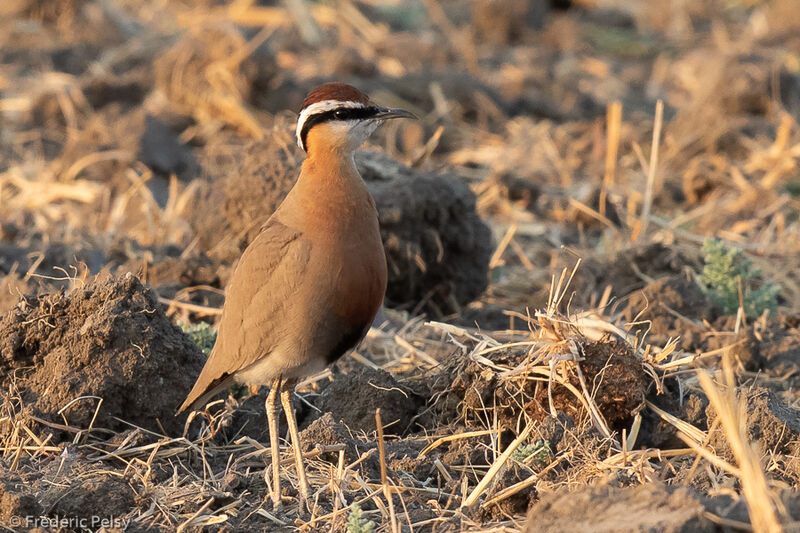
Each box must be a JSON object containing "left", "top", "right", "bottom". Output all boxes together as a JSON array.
[
  {"left": 756, "top": 315, "right": 800, "bottom": 383},
  {"left": 586, "top": 243, "right": 699, "bottom": 297},
  {"left": 706, "top": 387, "right": 800, "bottom": 480},
  {"left": 300, "top": 412, "right": 365, "bottom": 465},
  {"left": 0, "top": 476, "right": 42, "bottom": 527},
  {"left": 621, "top": 274, "right": 715, "bottom": 350},
  {"left": 564, "top": 339, "right": 647, "bottom": 428},
  {"left": 310, "top": 367, "right": 423, "bottom": 436},
  {"left": 48, "top": 474, "right": 137, "bottom": 524},
  {"left": 220, "top": 137, "right": 302, "bottom": 247},
  {"left": 0, "top": 273, "right": 205, "bottom": 439},
  {"left": 524, "top": 483, "right": 713, "bottom": 533},
  {"left": 358, "top": 151, "right": 493, "bottom": 314}
]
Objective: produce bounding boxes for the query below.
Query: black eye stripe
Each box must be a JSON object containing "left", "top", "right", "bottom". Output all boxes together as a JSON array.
[{"left": 300, "top": 106, "right": 379, "bottom": 151}]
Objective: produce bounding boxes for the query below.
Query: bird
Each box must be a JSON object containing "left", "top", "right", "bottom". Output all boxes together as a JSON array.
[{"left": 176, "top": 82, "right": 416, "bottom": 512}]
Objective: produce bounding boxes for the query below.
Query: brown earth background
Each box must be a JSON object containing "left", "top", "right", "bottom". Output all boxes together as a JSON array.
[{"left": 1, "top": 0, "right": 800, "bottom": 531}]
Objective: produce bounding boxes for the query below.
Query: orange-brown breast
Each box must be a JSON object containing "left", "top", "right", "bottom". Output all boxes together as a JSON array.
[
  {"left": 275, "top": 150, "right": 387, "bottom": 365},
  {"left": 331, "top": 217, "right": 387, "bottom": 330}
]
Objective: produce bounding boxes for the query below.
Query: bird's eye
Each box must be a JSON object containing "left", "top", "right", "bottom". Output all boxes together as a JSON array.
[{"left": 334, "top": 110, "right": 347, "bottom": 119}]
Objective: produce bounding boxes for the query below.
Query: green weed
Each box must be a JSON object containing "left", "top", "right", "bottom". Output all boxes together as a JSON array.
[
  {"left": 700, "top": 239, "right": 779, "bottom": 316},
  {"left": 511, "top": 439, "right": 551, "bottom": 465},
  {"left": 178, "top": 320, "right": 217, "bottom": 356},
  {"left": 346, "top": 503, "right": 375, "bottom": 533}
]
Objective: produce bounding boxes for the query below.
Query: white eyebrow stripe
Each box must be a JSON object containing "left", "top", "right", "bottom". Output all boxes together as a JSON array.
[{"left": 296, "top": 100, "right": 366, "bottom": 150}]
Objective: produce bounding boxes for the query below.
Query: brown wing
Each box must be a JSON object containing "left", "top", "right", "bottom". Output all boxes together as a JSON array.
[{"left": 177, "top": 219, "right": 311, "bottom": 413}]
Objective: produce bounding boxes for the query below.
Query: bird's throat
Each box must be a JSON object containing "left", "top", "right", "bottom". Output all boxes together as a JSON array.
[{"left": 278, "top": 152, "right": 373, "bottom": 236}]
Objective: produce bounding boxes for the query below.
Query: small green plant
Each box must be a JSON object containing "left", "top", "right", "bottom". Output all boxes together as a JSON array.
[
  {"left": 346, "top": 503, "right": 375, "bottom": 533},
  {"left": 178, "top": 320, "right": 217, "bottom": 356},
  {"left": 587, "top": 25, "right": 658, "bottom": 58},
  {"left": 178, "top": 321, "right": 255, "bottom": 399},
  {"left": 700, "top": 239, "right": 779, "bottom": 316},
  {"left": 511, "top": 439, "right": 550, "bottom": 465},
  {"left": 784, "top": 176, "right": 800, "bottom": 197}
]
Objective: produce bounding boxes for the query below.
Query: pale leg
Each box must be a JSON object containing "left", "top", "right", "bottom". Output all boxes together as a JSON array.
[
  {"left": 266, "top": 376, "right": 282, "bottom": 510},
  {"left": 280, "top": 380, "right": 310, "bottom": 511}
]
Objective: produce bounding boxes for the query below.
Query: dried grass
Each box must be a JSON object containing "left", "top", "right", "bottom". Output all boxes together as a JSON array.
[
  {"left": 695, "top": 358, "right": 783, "bottom": 532},
  {"left": 152, "top": 17, "right": 277, "bottom": 141},
  {"left": 0, "top": 260, "right": 789, "bottom": 530},
  {"left": 0, "top": 0, "right": 799, "bottom": 530}
]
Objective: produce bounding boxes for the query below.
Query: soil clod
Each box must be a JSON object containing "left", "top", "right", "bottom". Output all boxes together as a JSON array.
[
  {"left": 0, "top": 274, "right": 205, "bottom": 439},
  {"left": 311, "top": 367, "right": 423, "bottom": 436}
]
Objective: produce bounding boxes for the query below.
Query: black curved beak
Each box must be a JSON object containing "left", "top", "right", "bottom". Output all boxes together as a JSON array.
[{"left": 372, "top": 107, "right": 418, "bottom": 120}]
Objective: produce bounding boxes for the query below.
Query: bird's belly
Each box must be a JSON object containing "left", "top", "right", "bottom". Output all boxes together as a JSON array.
[{"left": 233, "top": 346, "right": 328, "bottom": 385}]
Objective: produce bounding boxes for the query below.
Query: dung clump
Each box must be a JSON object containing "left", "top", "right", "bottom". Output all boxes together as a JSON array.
[
  {"left": 0, "top": 273, "right": 205, "bottom": 439},
  {"left": 438, "top": 336, "right": 645, "bottom": 434}
]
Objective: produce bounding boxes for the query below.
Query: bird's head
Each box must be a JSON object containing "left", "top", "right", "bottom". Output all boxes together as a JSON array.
[{"left": 296, "top": 82, "right": 416, "bottom": 155}]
